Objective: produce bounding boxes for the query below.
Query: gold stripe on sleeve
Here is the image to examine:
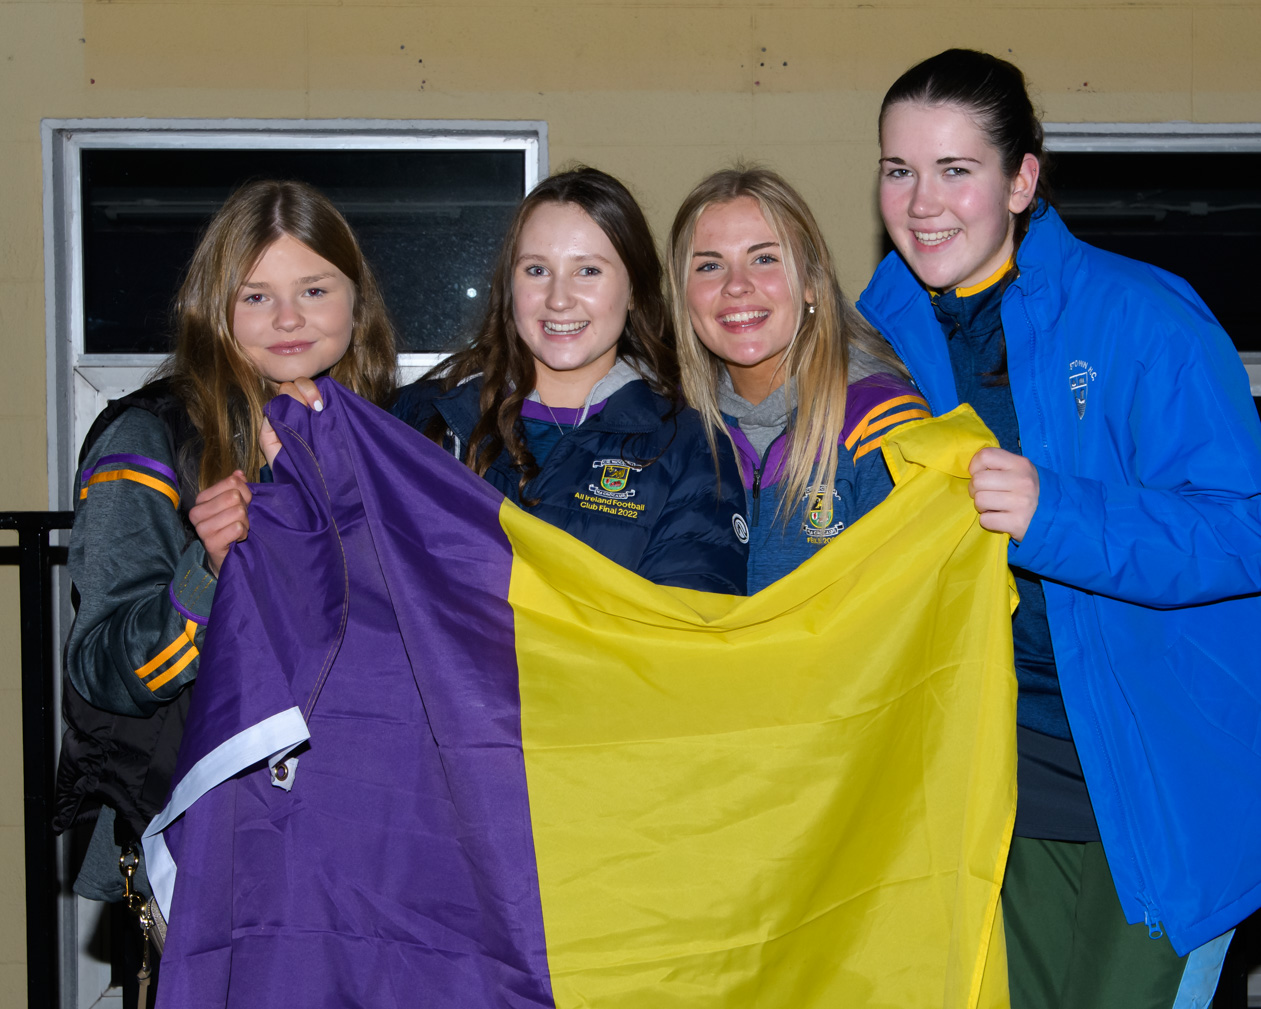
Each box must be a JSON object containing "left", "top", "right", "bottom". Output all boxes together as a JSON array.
[
  {"left": 82, "top": 469, "right": 180, "bottom": 510},
  {"left": 147, "top": 645, "right": 198, "bottom": 692},
  {"left": 134, "top": 634, "right": 188, "bottom": 680},
  {"left": 862, "top": 407, "right": 931, "bottom": 439},
  {"left": 844, "top": 396, "right": 931, "bottom": 451}
]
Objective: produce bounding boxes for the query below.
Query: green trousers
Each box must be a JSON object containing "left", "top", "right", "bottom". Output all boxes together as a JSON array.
[{"left": 1002, "top": 837, "right": 1190, "bottom": 1009}]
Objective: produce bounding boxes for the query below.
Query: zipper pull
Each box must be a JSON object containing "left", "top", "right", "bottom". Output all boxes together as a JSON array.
[
  {"left": 1141, "top": 895, "right": 1164, "bottom": 940},
  {"left": 751, "top": 469, "right": 762, "bottom": 527}
]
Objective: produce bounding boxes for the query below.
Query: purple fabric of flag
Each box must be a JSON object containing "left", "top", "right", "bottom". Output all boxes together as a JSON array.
[{"left": 147, "top": 381, "right": 555, "bottom": 1009}]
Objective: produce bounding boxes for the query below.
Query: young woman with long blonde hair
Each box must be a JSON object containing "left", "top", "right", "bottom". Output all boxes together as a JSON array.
[{"left": 667, "top": 166, "right": 928, "bottom": 592}]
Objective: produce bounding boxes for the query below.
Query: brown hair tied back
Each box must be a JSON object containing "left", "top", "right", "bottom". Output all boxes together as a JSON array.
[{"left": 879, "top": 48, "right": 1053, "bottom": 245}]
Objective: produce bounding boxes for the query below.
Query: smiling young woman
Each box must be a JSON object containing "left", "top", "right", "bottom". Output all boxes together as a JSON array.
[
  {"left": 857, "top": 47, "right": 1261, "bottom": 1009},
  {"left": 391, "top": 166, "right": 748, "bottom": 595},
  {"left": 56, "top": 179, "right": 397, "bottom": 1007},
  {"left": 509, "top": 200, "right": 632, "bottom": 406},
  {"left": 877, "top": 101, "right": 1039, "bottom": 296},
  {"left": 685, "top": 195, "right": 803, "bottom": 404},
  {"left": 230, "top": 233, "right": 357, "bottom": 384},
  {"left": 667, "top": 167, "right": 929, "bottom": 594}
]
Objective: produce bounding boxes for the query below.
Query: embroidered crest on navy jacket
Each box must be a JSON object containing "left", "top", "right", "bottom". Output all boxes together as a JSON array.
[
  {"left": 589, "top": 458, "right": 643, "bottom": 501},
  {"left": 802, "top": 487, "right": 845, "bottom": 544}
]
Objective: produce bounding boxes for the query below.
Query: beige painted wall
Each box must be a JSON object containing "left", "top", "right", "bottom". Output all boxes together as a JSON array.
[{"left": 2, "top": 0, "right": 1260, "bottom": 1001}]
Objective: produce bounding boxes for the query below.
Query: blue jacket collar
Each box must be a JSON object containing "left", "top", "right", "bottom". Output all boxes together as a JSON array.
[
  {"left": 858, "top": 258, "right": 958, "bottom": 415},
  {"left": 1008, "top": 205, "right": 1079, "bottom": 330},
  {"left": 857, "top": 205, "right": 1077, "bottom": 415}
]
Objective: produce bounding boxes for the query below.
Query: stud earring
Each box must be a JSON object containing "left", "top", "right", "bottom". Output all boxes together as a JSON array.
[{"left": 807, "top": 303, "right": 816, "bottom": 315}]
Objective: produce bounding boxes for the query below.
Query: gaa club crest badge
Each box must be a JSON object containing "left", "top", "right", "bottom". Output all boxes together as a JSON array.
[
  {"left": 803, "top": 488, "right": 844, "bottom": 543},
  {"left": 600, "top": 464, "right": 630, "bottom": 494},
  {"left": 590, "top": 458, "right": 643, "bottom": 501}
]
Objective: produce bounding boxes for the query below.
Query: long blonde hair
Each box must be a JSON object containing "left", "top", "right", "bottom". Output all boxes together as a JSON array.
[
  {"left": 667, "top": 167, "right": 904, "bottom": 520},
  {"left": 159, "top": 180, "right": 397, "bottom": 491}
]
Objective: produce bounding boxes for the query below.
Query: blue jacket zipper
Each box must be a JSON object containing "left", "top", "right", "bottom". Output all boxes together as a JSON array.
[
  {"left": 1141, "top": 893, "right": 1165, "bottom": 940},
  {"left": 1011, "top": 286, "right": 1164, "bottom": 942}
]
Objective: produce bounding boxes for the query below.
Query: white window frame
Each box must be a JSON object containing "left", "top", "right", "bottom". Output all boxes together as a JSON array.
[
  {"left": 40, "top": 117, "right": 545, "bottom": 1009},
  {"left": 1043, "top": 122, "right": 1261, "bottom": 395},
  {"left": 42, "top": 117, "right": 547, "bottom": 514}
]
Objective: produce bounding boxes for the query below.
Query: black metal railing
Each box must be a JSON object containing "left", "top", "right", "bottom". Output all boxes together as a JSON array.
[{"left": 1, "top": 511, "right": 74, "bottom": 1009}]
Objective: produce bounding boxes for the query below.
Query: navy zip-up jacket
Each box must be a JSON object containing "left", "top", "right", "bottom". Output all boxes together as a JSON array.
[{"left": 393, "top": 377, "right": 748, "bottom": 596}]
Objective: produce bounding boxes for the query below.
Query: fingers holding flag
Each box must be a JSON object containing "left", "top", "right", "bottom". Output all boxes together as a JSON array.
[{"left": 968, "top": 446, "right": 1040, "bottom": 542}]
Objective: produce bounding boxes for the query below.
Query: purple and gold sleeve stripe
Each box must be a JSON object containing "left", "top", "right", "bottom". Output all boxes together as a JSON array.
[
  {"left": 82, "top": 452, "right": 179, "bottom": 485},
  {"left": 134, "top": 619, "right": 200, "bottom": 693},
  {"left": 80, "top": 453, "right": 180, "bottom": 510},
  {"left": 845, "top": 394, "right": 931, "bottom": 462}
]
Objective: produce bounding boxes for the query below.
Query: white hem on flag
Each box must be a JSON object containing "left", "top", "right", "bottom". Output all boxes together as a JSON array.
[{"left": 142, "top": 706, "right": 310, "bottom": 918}]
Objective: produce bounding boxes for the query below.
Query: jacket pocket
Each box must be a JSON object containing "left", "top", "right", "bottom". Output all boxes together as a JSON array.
[{"left": 1165, "top": 631, "right": 1261, "bottom": 754}]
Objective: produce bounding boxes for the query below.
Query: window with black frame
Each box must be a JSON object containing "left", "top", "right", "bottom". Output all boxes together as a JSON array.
[
  {"left": 1049, "top": 151, "right": 1261, "bottom": 353},
  {"left": 1051, "top": 150, "right": 1261, "bottom": 418},
  {"left": 80, "top": 147, "right": 527, "bottom": 356}
]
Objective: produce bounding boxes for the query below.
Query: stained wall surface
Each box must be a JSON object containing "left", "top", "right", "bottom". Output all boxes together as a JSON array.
[{"left": 2, "top": 0, "right": 1260, "bottom": 1001}]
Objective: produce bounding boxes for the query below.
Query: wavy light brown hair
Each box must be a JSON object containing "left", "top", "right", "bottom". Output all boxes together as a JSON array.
[
  {"left": 427, "top": 166, "right": 677, "bottom": 494},
  {"left": 667, "top": 166, "right": 905, "bottom": 521},
  {"left": 158, "top": 179, "right": 397, "bottom": 489}
]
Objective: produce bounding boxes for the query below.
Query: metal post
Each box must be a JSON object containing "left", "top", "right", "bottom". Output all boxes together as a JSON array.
[{"left": 1, "top": 512, "right": 73, "bottom": 1008}]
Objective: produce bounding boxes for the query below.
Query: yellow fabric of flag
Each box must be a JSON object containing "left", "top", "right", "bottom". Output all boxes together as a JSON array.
[{"left": 503, "top": 406, "right": 1018, "bottom": 1009}]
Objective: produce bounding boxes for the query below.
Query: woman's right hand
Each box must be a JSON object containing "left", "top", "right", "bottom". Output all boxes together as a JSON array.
[
  {"left": 968, "top": 447, "right": 1040, "bottom": 543},
  {"left": 189, "top": 471, "right": 253, "bottom": 577}
]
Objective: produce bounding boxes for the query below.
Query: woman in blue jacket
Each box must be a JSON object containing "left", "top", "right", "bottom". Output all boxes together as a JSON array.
[
  {"left": 859, "top": 47, "right": 1261, "bottom": 1009},
  {"left": 392, "top": 167, "right": 748, "bottom": 595}
]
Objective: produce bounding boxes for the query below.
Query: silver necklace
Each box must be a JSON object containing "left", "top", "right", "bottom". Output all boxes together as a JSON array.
[{"left": 541, "top": 400, "right": 577, "bottom": 436}]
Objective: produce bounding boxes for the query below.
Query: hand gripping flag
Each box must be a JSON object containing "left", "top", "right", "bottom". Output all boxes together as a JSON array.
[{"left": 144, "top": 381, "right": 1017, "bottom": 1009}]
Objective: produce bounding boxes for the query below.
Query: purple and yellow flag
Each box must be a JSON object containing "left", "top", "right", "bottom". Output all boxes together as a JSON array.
[{"left": 144, "top": 382, "right": 1016, "bottom": 1009}]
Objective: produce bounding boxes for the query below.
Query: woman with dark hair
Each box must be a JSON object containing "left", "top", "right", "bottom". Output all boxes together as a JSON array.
[
  {"left": 391, "top": 166, "right": 748, "bottom": 593},
  {"left": 858, "top": 47, "right": 1261, "bottom": 1009}
]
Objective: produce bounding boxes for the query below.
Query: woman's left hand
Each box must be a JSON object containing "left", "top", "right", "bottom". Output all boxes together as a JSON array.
[
  {"left": 261, "top": 378, "right": 324, "bottom": 468},
  {"left": 968, "top": 447, "right": 1039, "bottom": 542},
  {"left": 276, "top": 378, "right": 324, "bottom": 412}
]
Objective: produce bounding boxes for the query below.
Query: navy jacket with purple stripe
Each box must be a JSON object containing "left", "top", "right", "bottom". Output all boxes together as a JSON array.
[{"left": 726, "top": 373, "right": 929, "bottom": 594}]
